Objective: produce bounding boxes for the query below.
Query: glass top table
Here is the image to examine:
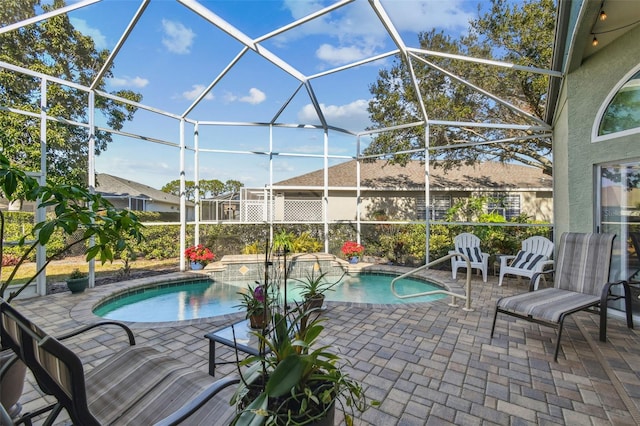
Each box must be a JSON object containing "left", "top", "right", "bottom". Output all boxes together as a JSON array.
[{"left": 204, "top": 320, "right": 270, "bottom": 376}]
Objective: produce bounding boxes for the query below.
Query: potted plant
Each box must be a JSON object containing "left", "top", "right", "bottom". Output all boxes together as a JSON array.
[
  {"left": 66, "top": 269, "right": 89, "bottom": 294},
  {"left": 229, "top": 247, "right": 375, "bottom": 425},
  {"left": 0, "top": 153, "right": 144, "bottom": 420},
  {"left": 236, "top": 283, "right": 271, "bottom": 329},
  {"left": 184, "top": 244, "right": 215, "bottom": 270},
  {"left": 293, "top": 270, "right": 340, "bottom": 311},
  {"left": 341, "top": 241, "right": 364, "bottom": 264}
]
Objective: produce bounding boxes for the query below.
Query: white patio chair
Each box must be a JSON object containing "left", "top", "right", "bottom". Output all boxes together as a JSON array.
[
  {"left": 498, "top": 236, "right": 554, "bottom": 289},
  {"left": 449, "top": 233, "right": 489, "bottom": 282}
]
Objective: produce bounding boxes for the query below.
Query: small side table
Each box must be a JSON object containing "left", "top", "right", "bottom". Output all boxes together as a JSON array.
[{"left": 204, "top": 320, "right": 270, "bottom": 376}]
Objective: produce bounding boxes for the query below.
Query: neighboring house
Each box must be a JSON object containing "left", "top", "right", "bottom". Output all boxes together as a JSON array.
[
  {"left": 236, "top": 161, "right": 552, "bottom": 223},
  {"left": 95, "top": 174, "right": 195, "bottom": 220}
]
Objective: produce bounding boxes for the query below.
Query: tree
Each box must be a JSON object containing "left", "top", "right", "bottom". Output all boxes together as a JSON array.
[
  {"left": 365, "top": 0, "right": 554, "bottom": 175},
  {"left": 161, "top": 178, "right": 244, "bottom": 201},
  {"left": 161, "top": 180, "right": 196, "bottom": 201},
  {"left": 200, "top": 179, "right": 225, "bottom": 197},
  {"left": 223, "top": 179, "right": 244, "bottom": 194},
  {"left": 0, "top": 0, "right": 142, "bottom": 189},
  {"left": 0, "top": 152, "right": 144, "bottom": 302}
]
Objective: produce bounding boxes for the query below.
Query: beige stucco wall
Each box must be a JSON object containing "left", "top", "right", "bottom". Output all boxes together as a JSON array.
[
  {"left": 325, "top": 190, "right": 552, "bottom": 222},
  {"left": 521, "top": 191, "right": 553, "bottom": 222},
  {"left": 553, "top": 24, "right": 640, "bottom": 238}
]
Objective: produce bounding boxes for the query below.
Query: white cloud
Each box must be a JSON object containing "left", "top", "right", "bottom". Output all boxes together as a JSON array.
[
  {"left": 108, "top": 76, "right": 149, "bottom": 88},
  {"left": 182, "top": 84, "right": 214, "bottom": 101},
  {"left": 383, "top": 1, "right": 475, "bottom": 32},
  {"left": 70, "top": 18, "right": 108, "bottom": 50},
  {"left": 281, "top": 0, "right": 475, "bottom": 67},
  {"left": 161, "top": 19, "right": 195, "bottom": 54},
  {"left": 224, "top": 88, "right": 266, "bottom": 105},
  {"left": 298, "top": 99, "right": 371, "bottom": 131},
  {"left": 316, "top": 44, "right": 376, "bottom": 66},
  {"left": 240, "top": 88, "right": 266, "bottom": 105}
]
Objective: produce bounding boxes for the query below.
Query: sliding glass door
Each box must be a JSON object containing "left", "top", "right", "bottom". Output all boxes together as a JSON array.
[{"left": 598, "top": 161, "right": 640, "bottom": 314}]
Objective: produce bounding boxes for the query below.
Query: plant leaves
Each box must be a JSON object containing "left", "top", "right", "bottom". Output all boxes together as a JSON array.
[{"left": 265, "top": 354, "right": 304, "bottom": 398}]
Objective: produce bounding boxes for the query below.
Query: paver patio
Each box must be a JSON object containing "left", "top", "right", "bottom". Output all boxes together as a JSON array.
[{"left": 7, "top": 266, "right": 640, "bottom": 425}]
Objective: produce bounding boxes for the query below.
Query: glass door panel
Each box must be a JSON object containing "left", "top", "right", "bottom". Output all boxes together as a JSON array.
[{"left": 599, "top": 161, "right": 640, "bottom": 314}]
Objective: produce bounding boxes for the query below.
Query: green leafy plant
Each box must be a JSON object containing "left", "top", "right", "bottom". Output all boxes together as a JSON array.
[
  {"left": 293, "top": 270, "right": 341, "bottom": 300},
  {"left": 273, "top": 230, "right": 294, "bottom": 255},
  {"left": 236, "top": 283, "right": 270, "bottom": 318},
  {"left": 67, "top": 269, "right": 87, "bottom": 280},
  {"left": 230, "top": 246, "right": 375, "bottom": 425},
  {"left": 0, "top": 153, "right": 145, "bottom": 303}
]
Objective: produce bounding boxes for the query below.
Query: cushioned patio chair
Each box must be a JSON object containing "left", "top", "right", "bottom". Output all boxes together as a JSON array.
[
  {"left": 0, "top": 298, "right": 239, "bottom": 425},
  {"left": 449, "top": 233, "right": 489, "bottom": 282},
  {"left": 491, "top": 232, "right": 634, "bottom": 361},
  {"left": 498, "top": 235, "right": 554, "bottom": 289}
]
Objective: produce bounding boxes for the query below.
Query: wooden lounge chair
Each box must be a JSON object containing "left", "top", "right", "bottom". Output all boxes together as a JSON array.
[
  {"left": 449, "top": 233, "right": 489, "bottom": 282},
  {"left": 491, "top": 232, "right": 634, "bottom": 361},
  {"left": 0, "top": 298, "right": 239, "bottom": 425},
  {"left": 498, "top": 235, "right": 554, "bottom": 289}
]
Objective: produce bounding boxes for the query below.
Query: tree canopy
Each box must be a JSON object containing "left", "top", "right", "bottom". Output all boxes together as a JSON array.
[
  {"left": 0, "top": 0, "right": 142, "bottom": 187},
  {"left": 365, "top": 0, "right": 554, "bottom": 175},
  {"left": 161, "top": 179, "right": 244, "bottom": 201}
]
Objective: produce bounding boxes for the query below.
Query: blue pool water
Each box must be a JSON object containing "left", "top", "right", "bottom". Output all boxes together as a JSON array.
[{"left": 93, "top": 274, "right": 446, "bottom": 322}]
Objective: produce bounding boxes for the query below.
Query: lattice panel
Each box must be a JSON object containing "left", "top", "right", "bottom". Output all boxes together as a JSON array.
[
  {"left": 242, "top": 201, "right": 272, "bottom": 222},
  {"left": 283, "top": 200, "right": 323, "bottom": 221}
]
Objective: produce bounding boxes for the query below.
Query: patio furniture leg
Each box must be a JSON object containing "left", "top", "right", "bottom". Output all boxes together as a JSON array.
[
  {"left": 490, "top": 306, "right": 499, "bottom": 338},
  {"left": 209, "top": 339, "right": 216, "bottom": 377},
  {"left": 554, "top": 317, "right": 566, "bottom": 362}
]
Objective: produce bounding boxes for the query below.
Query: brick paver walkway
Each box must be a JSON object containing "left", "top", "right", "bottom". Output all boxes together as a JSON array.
[{"left": 8, "top": 266, "right": 640, "bottom": 425}]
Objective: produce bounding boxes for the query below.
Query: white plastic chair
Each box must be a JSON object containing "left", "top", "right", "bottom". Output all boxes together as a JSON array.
[
  {"left": 498, "top": 236, "right": 554, "bottom": 289},
  {"left": 449, "top": 233, "right": 489, "bottom": 282}
]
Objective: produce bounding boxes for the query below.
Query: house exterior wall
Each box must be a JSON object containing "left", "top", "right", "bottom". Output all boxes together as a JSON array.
[
  {"left": 327, "top": 193, "right": 358, "bottom": 220},
  {"left": 522, "top": 191, "right": 553, "bottom": 222},
  {"left": 553, "top": 24, "right": 640, "bottom": 237},
  {"left": 323, "top": 189, "right": 552, "bottom": 221}
]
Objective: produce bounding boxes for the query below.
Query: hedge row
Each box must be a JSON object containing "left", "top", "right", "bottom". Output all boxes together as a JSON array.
[{"left": 1, "top": 211, "right": 551, "bottom": 266}]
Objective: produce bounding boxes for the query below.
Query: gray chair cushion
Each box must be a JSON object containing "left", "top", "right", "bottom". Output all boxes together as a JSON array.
[{"left": 497, "top": 288, "right": 599, "bottom": 323}]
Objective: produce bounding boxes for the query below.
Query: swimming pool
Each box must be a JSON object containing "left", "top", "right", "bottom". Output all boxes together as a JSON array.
[{"left": 93, "top": 273, "right": 446, "bottom": 322}]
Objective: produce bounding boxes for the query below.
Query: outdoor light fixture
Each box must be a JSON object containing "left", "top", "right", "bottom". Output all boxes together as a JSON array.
[
  {"left": 592, "top": 36, "right": 599, "bottom": 46},
  {"left": 599, "top": 10, "right": 607, "bottom": 21}
]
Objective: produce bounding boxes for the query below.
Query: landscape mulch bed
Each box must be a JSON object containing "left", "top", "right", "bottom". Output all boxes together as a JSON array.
[{"left": 47, "top": 265, "right": 180, "bottom": 295}]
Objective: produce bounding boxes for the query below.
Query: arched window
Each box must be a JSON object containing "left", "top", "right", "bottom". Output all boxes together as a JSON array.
[{"left": 598, "top": 69, "right": 640, "bottom": 136}]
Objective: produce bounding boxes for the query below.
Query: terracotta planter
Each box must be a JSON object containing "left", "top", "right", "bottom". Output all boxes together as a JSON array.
[
  {"left": 66, "top": 277, "right": 88, "bottom": 293},
  {"left": 249, "top": 312, "right": 269, "bottom": 329},
  {"left": 304, "top": 294, "right": 325, "bottom": 311},
  {"left": 0, "top": 350, "right": 27, "bottom": 419}
]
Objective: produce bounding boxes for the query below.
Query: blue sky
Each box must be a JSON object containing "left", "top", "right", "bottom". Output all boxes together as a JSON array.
[{"left": 61, "top": 0, "right": 482, "bottom": 190}]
